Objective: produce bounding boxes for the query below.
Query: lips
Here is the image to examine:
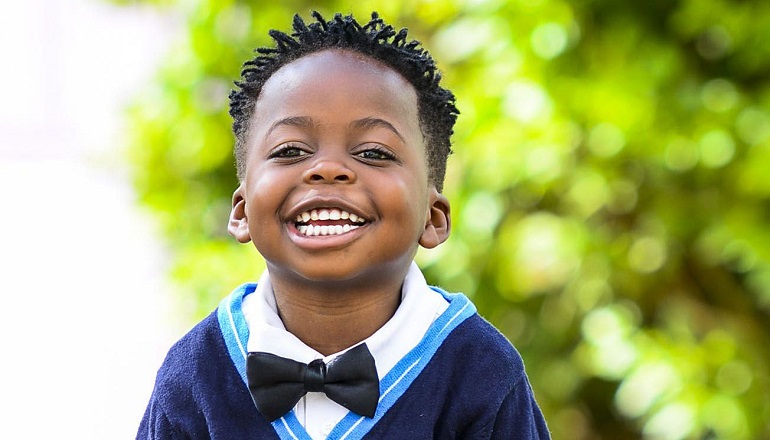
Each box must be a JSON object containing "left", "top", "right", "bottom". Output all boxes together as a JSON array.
[{"left": 293, "top": 208, "right": 368, "bottom": 237}]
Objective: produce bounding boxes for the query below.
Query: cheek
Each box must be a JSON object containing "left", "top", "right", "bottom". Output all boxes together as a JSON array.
[
  {"left": 244, "top": 174, "right": 282, "bottom": 228},
  {"left": 390, "top": 175, "right": 430, "bottom": 235}
]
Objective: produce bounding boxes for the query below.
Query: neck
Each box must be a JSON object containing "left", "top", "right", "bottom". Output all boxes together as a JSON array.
[{"left": 268, "top": 270, "right": 406, "bottom": 356}]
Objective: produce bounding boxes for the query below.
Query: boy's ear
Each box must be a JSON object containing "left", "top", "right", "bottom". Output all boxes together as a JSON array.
[
  {"left": 228, "top": 185, "right": 252, "bottom": 244},
  {"left": 418, "top": 187, "right": 451, "bottom": 249}
]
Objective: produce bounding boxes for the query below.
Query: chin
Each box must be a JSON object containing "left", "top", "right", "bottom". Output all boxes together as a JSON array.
[
  {"left": 294, "top": 264, "right": 372, "bottom": 285},
  {"left": 271, "top": 258, "right": 409, "bottom": 289}
]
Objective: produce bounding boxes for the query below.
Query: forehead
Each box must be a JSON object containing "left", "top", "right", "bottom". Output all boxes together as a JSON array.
[{"left": 252, "top": 49, "right": 421, "bottom": 140}]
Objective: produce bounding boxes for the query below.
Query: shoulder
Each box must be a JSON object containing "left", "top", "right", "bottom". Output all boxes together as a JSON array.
[
  {"left": 434, "top": 313, "right": 526, "bottom": 386},
  {"left": 430, "top": 292, "right": 527, "bottom": 385},
  {"left": 430, "top": 311, "right": 549, "bottom": 438},
  {"left": 161, "top": 312, "right": 225, "bottom": 372},
  {"left": 139, "top": 312, "right": 226, "bottom": 437},
  {"left": 416, "top": 289, "right": 528, "bottom": 387},
  {"left": 157, "top": 282, "right": 255, "bottom": 385},
  {"left": 142, "top": 310, "right": 266, "bottom": 438},
  {"left": 449, "top": 309, "right": 515, "bottom": 347},
  {"left": 369, "top": 303, "right": 547, "bottom": 439},
  {"left": 150, "top": 311, "right": 231, "bottom": 406}
]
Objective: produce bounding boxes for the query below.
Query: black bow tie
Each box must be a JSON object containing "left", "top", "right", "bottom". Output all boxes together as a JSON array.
[{"left": 247, "top": 343, "right": 380, "bottom": 422}]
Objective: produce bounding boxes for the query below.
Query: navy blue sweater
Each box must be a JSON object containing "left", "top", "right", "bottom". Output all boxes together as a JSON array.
[{"left": 138, "top": 285, "right": 550, "bottom": 439}]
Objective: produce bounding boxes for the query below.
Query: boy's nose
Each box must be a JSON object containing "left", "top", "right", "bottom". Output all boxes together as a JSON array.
[{"left": 302, "top": 158, "right": 357, "bottom": 184}]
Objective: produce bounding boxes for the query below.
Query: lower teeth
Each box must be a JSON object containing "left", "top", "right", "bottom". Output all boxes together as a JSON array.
[{"left": 298, "top": 224, "right": 359, "bottom": 236}]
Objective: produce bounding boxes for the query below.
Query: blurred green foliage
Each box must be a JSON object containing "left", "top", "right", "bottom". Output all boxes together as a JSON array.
[{"left": 119, "top": 0, "right": 770, "bottom": 438}]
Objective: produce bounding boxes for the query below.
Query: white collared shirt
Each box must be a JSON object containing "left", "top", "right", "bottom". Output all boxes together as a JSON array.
[{"left": 242, "top": 261, "right": 449, "bottom": 440}]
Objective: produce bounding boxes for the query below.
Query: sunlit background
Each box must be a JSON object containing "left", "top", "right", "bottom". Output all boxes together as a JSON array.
[
  {"left": 0, "top": 1, "right": 182, "bottom": 438},
  {"left": 3, "top": 0, "right": 769, "bottom": 439}
]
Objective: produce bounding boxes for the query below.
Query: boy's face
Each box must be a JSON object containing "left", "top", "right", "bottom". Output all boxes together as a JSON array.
[{"left": 228, "top": 50, "right": 450, "bottom": 286}]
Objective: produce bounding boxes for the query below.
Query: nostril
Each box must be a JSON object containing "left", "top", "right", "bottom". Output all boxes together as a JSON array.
[{"left": 303, "top": 160, "right": 356, "bottom": 184}]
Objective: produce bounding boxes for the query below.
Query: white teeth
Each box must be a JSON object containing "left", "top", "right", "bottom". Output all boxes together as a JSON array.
[
  {"left": 299, "top": 222, "right": 361, "bottom": 236},
  {"left": 294, "top": 208, "right": 367, "bottom": 229}
]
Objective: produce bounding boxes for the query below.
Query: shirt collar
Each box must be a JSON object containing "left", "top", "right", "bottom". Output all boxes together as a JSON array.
[{"left": 242, "top": 261, "right": 448, "bottom": 380}]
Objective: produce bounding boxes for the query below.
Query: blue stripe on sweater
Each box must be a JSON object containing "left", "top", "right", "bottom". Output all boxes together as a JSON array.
[
  {"left": 216, "top": 283, "right": 255, "bottom": 382},
  {"left": 273, "top": 412, "right": 312, "bottom": 440},
  {"left": 217, "top": 284, "right": 476, "bottom": 440}
]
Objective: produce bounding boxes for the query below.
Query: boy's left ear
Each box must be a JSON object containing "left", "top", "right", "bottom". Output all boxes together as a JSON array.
[
  {"left": 419, "top": 187, "right": 451, "bottom": 249},
  {"left": 228, "top": 185, "right": 252, "bottom": 244}
]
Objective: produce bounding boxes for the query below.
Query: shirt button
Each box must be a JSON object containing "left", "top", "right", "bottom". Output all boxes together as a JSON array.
[{"left": 322, "top": 422, "right": 334, "bottom": 436}]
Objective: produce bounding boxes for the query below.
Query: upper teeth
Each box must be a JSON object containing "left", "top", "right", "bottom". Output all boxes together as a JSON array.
[{"left": 295, "top": 208, "right": 365, "bottom": 224}]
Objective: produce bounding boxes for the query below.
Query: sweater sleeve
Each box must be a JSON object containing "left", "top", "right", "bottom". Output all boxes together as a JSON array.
[
  {"left": 137, "top": 394, "right": 184, "bottom": 440},
  {"left": 487, "top": 378, "right": 551, "bottom": 440}
]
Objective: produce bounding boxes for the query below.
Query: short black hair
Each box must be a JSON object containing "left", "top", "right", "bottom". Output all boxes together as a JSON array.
[{"left": 228, "top": 11, "right": 459, "bottom": 192}]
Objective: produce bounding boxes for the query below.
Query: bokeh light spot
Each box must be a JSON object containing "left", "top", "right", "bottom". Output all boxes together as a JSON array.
[
  {"left": 736, "top": 108, "right": 770, "bottom": 146},
  {"left": 588, "top": 123, "right": 626, "bottom": 158},
  {"left": 525, "top": 144, "right": 563, "bottom": 182},
  {"left": 703, "top": 395, "right": 749, "bottom": 438},
  {"left": 664, "top": 137, "right": 699, "bottom": 172},
  {"left": 699, "top": 130, "right": 735, "bottom": 168},
  {"left": 461, "top": 191, "right": 504, "bottom": 236},
  {"left": 607, "top": 179, "right": 638, "bottom": 214},
  {"left": 643, "top": 403, "right": 695, "bottom": 440},
  {"left": 575, "top": 278, "right": 612, "bottom": 312},
  {"left": 502, "top": 80, "right": 553, "bottom": 123},
  {"left": 715, "top": 361, "right": 753, "bottom": 396},
  {"left": 696, "top": 26, "right": 732, "bottom": 60},
  {"left": 616, "top": 363, "right": 681, "bottom": 418},
  {"left": 701, "top": 78, "right": 738, "bottom": 113},
  {"left": 628, "top": 236, "right": 667, "bottom": 273},
  {"left": 433, "top": 17, "right": 497, "bottom": 63},
  {"left": 530, "top": 22, "right": 568, "bottom": 59},
  {"left": 504, "top": 213, "right": 583, "bottom": 295},
  {"left": 566, "top": 170, "right": 609, "bottom": 217},
  {"left": 582, "top": 305, "right": 639, "bottom": 377}
]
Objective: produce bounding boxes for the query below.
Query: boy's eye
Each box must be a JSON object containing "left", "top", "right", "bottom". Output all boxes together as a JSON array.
[
  {"left": 269, "top": 144, "right": 309, "bottom": 159},
  {"left": 355, "top": 146, "right": 396, "bottom": 161}
]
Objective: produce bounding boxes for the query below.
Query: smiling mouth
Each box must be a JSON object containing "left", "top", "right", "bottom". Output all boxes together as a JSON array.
[{"left": 293, "top": 208, "right": 368, "bottom": 237}]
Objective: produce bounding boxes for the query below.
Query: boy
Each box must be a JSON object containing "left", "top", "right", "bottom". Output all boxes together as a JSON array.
[{"left": 139, "top": 11, "right": 550, "bottom": 439}]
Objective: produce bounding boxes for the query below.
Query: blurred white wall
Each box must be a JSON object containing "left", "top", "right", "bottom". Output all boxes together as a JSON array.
[{"left": 0, "top": 1, "right": 185, "bottom": 438}]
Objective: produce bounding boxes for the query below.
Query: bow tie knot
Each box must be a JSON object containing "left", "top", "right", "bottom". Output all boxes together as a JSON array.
[
  {"left": 247, "top": 343, "right": 380, "bottom": 422},
  {"left": 304, "top": 359, "right": 326, "bottom": 392}
]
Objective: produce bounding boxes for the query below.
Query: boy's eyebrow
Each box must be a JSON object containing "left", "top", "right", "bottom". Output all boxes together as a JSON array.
[
  {"left": 265, "top": 116, "right": 314, "bottom": 138},
  {"left": 265, "top": 116, "right": 405, "bottom": 143},
  {"left": 350, "top": 117, "right": 405, "bottom": 142}
]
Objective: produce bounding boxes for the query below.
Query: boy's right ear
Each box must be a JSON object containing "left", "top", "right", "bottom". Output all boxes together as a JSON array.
[{"left": 228, "top": 185, "right": 252, "bottom": 244}]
